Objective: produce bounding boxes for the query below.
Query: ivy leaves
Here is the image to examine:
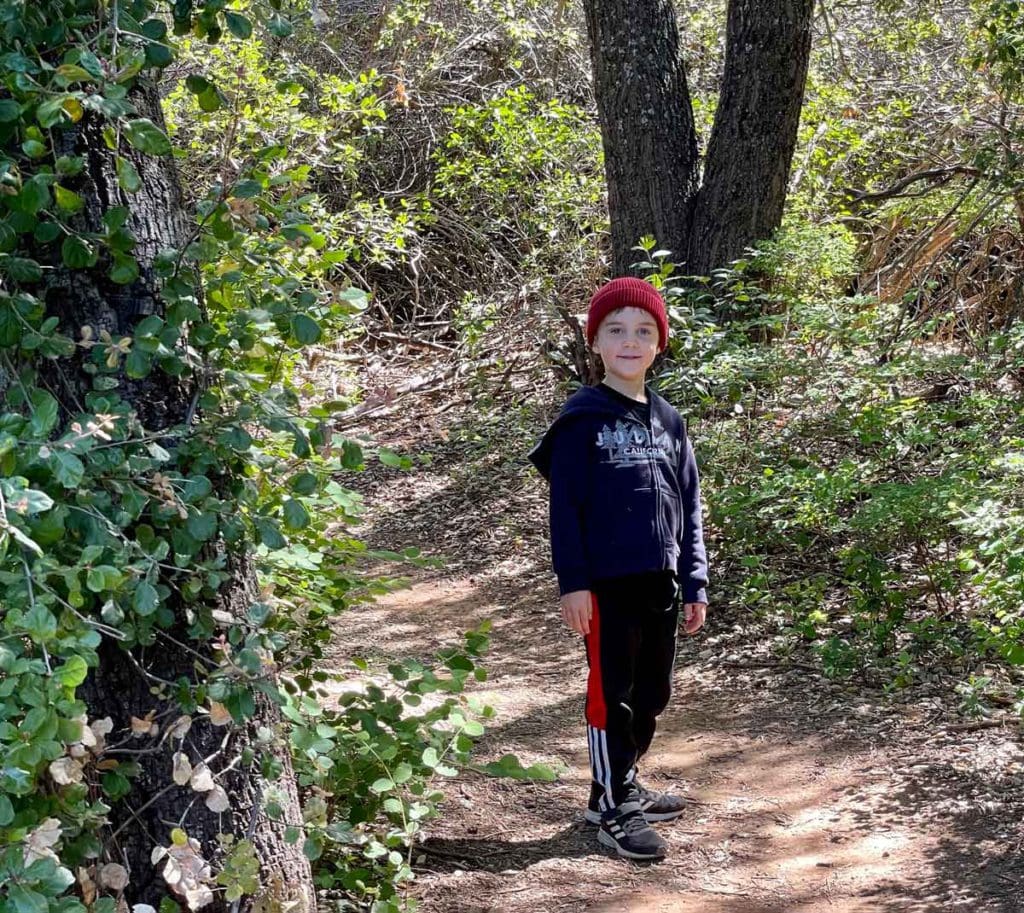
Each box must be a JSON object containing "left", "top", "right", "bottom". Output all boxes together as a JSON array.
[{"left": 123, "top": 118, "right": 172, "bottom": 156}]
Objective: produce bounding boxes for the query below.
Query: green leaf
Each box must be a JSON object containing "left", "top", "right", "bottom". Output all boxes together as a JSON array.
[
  {"left": 233, "top": 179, "right": 262, "bottom": 198},
  {"left": 50, "top": 451, "right": 85, "bottom": 488},
  {"left": 55, "top": 155, "right": 85, "bottom": 176},
  {"left": 55, "top": 655, "right": 89, "bottom": 688},
  {"left": 24, "top": 604, "right": 57, "bottom": 642},
  {"left": 86, "top": 565, "right": 123, "bottom": 593},
  {"left": 36, "top": 96, "right": 71, "bottom": 128},
  {"left": 55, "top": 63, "right": 94, "bottom": 83},
  {"left": 21, "top": 139, "right": 46, "bottom": 158},
  {"left": 110, "top": 254, "right": 139, "bottom": 285},
  {"left": 337, "top": 286, "right": 369, "bottom": 311},
  {"left": 9, "top": 885, "right": 49, "bottom": 913},
  {"left": 77, "top": 50, "right": 104, "bottom": 78},
  {"left": 256, "top": 519, "right": 286, "bottom": 550},
  {"left": 29, "top": 390, "right": 59, "bottom": 437},
  {"left": 0, "top": 99, "right": 21, "bottom": 122},
  {"left": 33, "top": 221, "right": 62, "bottom": 244},
  {"left": 379, "top": 448, "right": 404, "bottom": 468},
  {"left": 289, "top": 472, "right": 318, "bottom": 495},
  {"left": 54, "top": 184, "right": 84, "bottom": 213},
  {"left": 16, "top": 176, "right": 50, "bottom": 214},
  {"left": 267, "top": 14, "right": 294, "bottom": 37},
  {"left": 392, "top": 762, "right": 413, "bottom": 784},
  {"left": 141, "top": 18, "right": 168, "bottom": 40},
  {"left": 224, "top": 10, "right": 253, "bottom": 38},
  {"left": 185, "top": 75, "right": 212, "bottom": 94},
  {"left": 0, "top": 222, "right": 17, "bottom": 253},
  {"left": 7, "top": 523, "right": 42, "bottom": 555},
  {"left": 134, "top": 581, "right": 159, "bottom": 616},
  {"left": 125, "top": 348, "right": 151, "bottom": 379},
  {"left": 186, "top": 511, "right": 217, "bottom": 542},
  {"left": 369, "top": 777, "right": 394, "bottom": 794},
  {"left": 281, "top": 498, "right": 310, "bottom": 530},
  {"left": 197, "top": 86, "right": 222, "bottom": 112},
  {"left": 290, "top": 314, "right": 321, "bottom": 345},
  {"left": 1003, "top": 642, "right": 1024, "bottom": 665},
  {"left": 145, "top": 41, "right": 174, "bottom": 69},
  {"left": 123, "top": 118, "right": 172, "bottom": 156},
  {"left": 219, "top": 425, "right": 252, "bottom": 451},
  {"left": 116, "top": 156, "right": 141, "bottom": 193},
  {"left": 11, "top": 487, "right": 54, "bottom": 514},
  {"left": 0, "top": 794, "right": 13, "bottom": 826},
  {"left": 103, "top": 206, "right": 129, "bottom": 230},
  {"left": 2, "top": 256, "right": 43, "bottom": 283},
  {"left": 62, "top": 236, "right": 96, "bottom": 269},
  {"left": 478, "top": 753, "right": 558, "bottom": 781}
]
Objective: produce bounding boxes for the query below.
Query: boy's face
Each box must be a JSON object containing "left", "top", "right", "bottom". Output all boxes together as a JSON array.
[{"left": 591, "top": 306, "right": 660, "bottom": 385}]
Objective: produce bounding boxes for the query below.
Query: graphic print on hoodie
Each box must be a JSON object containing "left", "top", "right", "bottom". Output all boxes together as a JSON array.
[{"left": 529, "top": 384, "right": 708, "bottom": 604}]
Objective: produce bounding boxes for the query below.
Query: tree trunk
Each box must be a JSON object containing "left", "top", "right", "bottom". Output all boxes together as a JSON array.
[
  {"left": 582, "top": 0, "right": 699, "bottom": 275},
  {"left": 584, "top": 0, "right": 814, "bottom": 281},
  {"left": 51, "top": 83, "right": 313, "bottom": 911},
  {"left": 687, "top": 0, "right": 814, "bottom": 275}
]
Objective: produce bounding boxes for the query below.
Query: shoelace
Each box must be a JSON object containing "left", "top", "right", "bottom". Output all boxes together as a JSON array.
[{"left": 636, "top": 784, "right": 664, "bottom": 805}]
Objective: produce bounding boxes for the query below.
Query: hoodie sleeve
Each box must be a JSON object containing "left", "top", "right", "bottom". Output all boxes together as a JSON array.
[
  {"left": 677, "top": 432, "right": 709, "bottom": 604},
  {"left": 547, "top": 420, "right": 592, "bottom": 595}
]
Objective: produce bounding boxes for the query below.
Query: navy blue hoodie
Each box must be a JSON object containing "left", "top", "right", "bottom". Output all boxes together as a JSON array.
[{"left": 529, "top": 384, "right": 708, "bottom": 604}]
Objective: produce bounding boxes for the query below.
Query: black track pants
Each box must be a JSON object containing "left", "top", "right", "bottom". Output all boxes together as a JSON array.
[{"left": 584, "top": 572, "right": 679, "bottom": 812}]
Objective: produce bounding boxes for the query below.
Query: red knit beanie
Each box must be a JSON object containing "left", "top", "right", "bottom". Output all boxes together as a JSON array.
[{"left": 586, "top": 277, "right": 669, "bottom": 351}]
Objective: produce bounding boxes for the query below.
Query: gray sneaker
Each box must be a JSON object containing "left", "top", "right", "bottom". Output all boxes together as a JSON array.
[
  {"left": 596, "top": 801, "right": 668, "bottom": 860},
  {"left": 586, "top": 780, "right": 692, "bottom": 824}
]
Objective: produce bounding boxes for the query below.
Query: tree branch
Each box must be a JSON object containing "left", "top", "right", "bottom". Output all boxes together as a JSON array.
[{"left": 845, "top": 166, "right": 982, "bottom": 206}]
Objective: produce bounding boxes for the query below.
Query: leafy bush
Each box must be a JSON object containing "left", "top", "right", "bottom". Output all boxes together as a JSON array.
[
  {"left": 653, "top": 250, "right": 1024, "bottom": 704},
  {"left": 0, "top": 4, "right": 520, "bottom": 911}
]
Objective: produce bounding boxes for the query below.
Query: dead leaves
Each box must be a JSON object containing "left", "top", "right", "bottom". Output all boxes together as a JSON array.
[
  {"left": 23, "top": 817, "right": 62, "bottom": 866},
  {"left": 172, "top": 751, "right": 193, "bottom": 786},
  {"left": 154, "top": 831, "right": 214, "bottom": 910},
  {"left": 49, "top": 756, "right": 85, "bottom": 786}
]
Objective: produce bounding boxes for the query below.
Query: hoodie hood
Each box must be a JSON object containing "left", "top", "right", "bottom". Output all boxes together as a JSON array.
[{"left": 529, "top": 384, "right": 655, "bottom": 480}]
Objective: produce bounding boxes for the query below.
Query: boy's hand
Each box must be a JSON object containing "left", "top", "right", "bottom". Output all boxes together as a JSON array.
[
  {"left": 682, "top": 602, "right": 707, "bottom": 635},
  {"left": 560, "top": 590, "right": 593, "bottom": 636}
]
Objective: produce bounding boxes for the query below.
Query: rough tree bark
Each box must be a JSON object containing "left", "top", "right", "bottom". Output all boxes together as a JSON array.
[
  {"left": 583, "top": 0, "right": 814, "bottom": 279},
  {"left": 48, "top": 83, "right": 313, "bottom": 910},
  {"left": 688, "top": 0, "right": 814, "bottom": 275},
  {"left": 582, "top": 0, "right": 699, "bottom": 276}
]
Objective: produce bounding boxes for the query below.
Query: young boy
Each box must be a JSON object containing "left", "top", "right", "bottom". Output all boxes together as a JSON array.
[{"left": 529, "top": 276, "right": 708, "bottom": 860}]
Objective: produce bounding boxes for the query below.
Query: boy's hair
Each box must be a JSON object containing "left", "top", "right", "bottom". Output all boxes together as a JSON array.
[{"left": 586, "top": 277, "right": 669, "bottom": 351}]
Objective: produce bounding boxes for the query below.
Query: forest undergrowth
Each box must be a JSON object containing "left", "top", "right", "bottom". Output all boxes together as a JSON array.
[{"left": 326, "top": 293, "right": 1024, "bottom": 911}]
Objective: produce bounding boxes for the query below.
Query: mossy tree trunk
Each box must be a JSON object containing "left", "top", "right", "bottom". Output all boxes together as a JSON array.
[{"left": 52, "top": 82, "right": 313, "bottom": 911}]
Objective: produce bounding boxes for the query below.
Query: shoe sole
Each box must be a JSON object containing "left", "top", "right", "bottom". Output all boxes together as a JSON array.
[
  {"left": 596, "top": 827, "right": 667, "bottom": 860},
  {"left": 585, "top": 807, "right": 687, "bottom": 825}
]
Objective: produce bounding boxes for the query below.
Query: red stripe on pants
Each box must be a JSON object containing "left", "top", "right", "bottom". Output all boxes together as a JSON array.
[{"left": 585, "top": 593, "right": 607, "bottom": 728}]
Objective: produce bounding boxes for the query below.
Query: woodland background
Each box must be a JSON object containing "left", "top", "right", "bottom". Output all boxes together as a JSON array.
[{"left": 0, "top": 0, "right": 1022, "bottom": 911}]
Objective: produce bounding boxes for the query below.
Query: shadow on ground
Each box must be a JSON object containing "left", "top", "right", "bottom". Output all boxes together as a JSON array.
[{"left": 330, "top": 400, "right": 1024, "bottom": 913}]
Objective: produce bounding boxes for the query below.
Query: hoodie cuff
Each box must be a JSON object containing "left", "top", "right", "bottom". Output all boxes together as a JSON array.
[
  {"left": 682, "top": 584, "right": 708, "bottom": 605},
  {"left": 557, "top": 571, "right": 591, "bottom": 597}
]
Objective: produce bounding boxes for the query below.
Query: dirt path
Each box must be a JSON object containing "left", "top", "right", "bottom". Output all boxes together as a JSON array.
[{"left": 329, "top": 359, "right": 1024, "bottom": 913}]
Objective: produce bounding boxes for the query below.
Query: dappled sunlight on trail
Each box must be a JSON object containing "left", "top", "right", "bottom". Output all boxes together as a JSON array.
[
  {"left": 328, "top": 361, "right": 1024, "bottom": 913},
  {"left": 330, "top": 565, "right": 1023, "bottom": 913}
]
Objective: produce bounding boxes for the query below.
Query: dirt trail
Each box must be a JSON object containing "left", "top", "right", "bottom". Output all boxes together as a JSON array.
[{"left": 330, "top": 360, "right": 1024, "bottom": 913}]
